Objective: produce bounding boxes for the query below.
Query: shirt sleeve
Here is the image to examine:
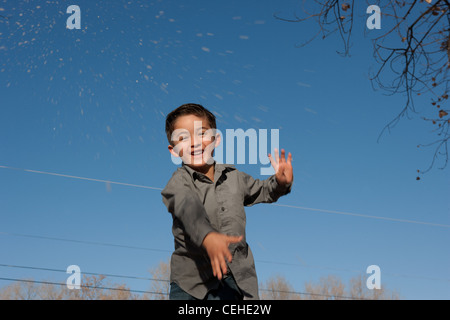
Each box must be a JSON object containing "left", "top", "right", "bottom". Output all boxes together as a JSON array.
[
  {"left": 239, "top": 172, "right": 293, "bottom": 207},
  {"left": 161, "top": 172, "right": 216, "bottom": 247}
]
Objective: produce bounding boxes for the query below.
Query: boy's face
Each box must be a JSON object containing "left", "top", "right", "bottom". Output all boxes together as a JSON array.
[{"left": 168, "top": 114, "right": 220, "bottom": 170}]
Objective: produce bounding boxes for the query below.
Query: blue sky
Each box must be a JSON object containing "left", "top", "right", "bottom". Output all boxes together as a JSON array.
[{"left": 1, "top": 0, "right": 449, "bottom": 299}]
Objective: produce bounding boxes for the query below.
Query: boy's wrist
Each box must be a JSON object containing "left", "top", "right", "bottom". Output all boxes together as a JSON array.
[
  {"left": 195, "top": 227, "right": 217, "bottom": 249},
  {"left": 273, "top": 175, "right": 293, "bottom": 197},
  {"left": 201, "top": 231, "right": 216, "bottom": 248},
  {"left": 275, "top": 175, "right": 292, "bottom": 188}
]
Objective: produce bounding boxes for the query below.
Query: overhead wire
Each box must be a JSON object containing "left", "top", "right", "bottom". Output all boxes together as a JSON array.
[
  {"left": 1, "top": 276, "right": 367, "bottom": 299},
  {"left": 0, "top": 231, "right": 172, "bottom": 253},
  {"left": 0, "top": 263, "right": 368, "bottom": 300},
  {"left": 0, "top": 164, "right": 449, "bottom": 296},
  {"left": 0, "top": 263, "right": 169, "bottom": 283},
  {"left": 0, "top": 277, "right": 167, "bottom": 296},
  {"left": 0, "top": 240, "right": 448, "bottom": 282},
  {"left": 1, "top": 164, "right": 449, "bottom": 228}
]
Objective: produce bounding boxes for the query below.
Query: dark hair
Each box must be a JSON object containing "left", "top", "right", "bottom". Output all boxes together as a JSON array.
[{"left": 165, "top": 103, "right": 217, "bottom": 146}]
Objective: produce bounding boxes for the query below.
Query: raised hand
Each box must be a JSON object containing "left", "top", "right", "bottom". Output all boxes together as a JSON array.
[{"left": 268, "top": 148, "right": 293, "bottom": 186}]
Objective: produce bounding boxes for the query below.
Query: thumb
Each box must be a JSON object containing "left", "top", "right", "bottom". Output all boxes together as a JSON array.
[{"left": 226, "top": 235, "right": 243, "bottom": 244}]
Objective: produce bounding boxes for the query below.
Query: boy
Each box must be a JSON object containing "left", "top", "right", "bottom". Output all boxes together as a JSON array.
[{"left": 161, "top": 103, "right": 293, "bottom": 300}]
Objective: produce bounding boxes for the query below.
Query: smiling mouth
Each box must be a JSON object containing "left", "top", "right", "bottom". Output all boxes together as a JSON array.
[{"left": 191, "top": 150, "right": 204, "bottom": 156}]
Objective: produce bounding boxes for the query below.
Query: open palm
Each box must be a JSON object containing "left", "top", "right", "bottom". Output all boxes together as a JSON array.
[{"left": 268, "top": 148, "right": 293, "bottom": 186}]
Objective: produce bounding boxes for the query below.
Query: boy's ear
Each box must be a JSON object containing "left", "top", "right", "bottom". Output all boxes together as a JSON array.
[
  {"left": 168, "top": 144, "right": 181, "bottom": 158},
  {"left": 214, "top": 132, "right": 221, "bottom": 148}
]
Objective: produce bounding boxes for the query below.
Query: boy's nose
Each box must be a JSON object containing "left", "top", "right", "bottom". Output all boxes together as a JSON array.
[{"left": 192, "top": 135, "right": 202, "bottom": 147}]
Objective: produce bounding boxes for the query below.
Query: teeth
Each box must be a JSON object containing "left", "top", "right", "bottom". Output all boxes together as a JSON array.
[{"left": 192, "top": 150, "right": 203, "bottom": 155}]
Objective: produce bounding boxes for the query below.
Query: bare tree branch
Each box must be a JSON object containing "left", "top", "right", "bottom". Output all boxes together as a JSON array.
[{"left": 278, "top": 0, "right": 450, "bottom": 175}]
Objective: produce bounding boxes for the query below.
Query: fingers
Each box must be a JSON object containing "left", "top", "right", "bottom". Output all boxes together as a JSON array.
[
  {"left": 210, "top": 235, "right": 243, "bottom": 280},
  {"left": 211, "top": 251, "right": 230, "bottom": 280},
  {"left": 225, "top": 235, "right": 242, "bottom": 264},
  {"left": 287, "top": 152, "right": 292, "bottom": 164},
  {"left": 270, "top": 148, "right": 290, "bottom": 163},
  {"left": 269, "top": 149, "right": 281, "bottom": 172},
  {"left": 281, "top": 149, "right": 288, "bottom": 164},
  {"left": 212, "top": 257, "right": 225, "bottom": 280},
  {"left": 274, "top": 148, "right": 280, "bottom": 164},
  {"left": 220, "top": 256, "right": 228, "bottom": 279},
  {"left": 268, "top": 153, "right": 277, "bottom": 172},
  {"left": 212, "top": 257, "right": 219, "bottom": 279}
]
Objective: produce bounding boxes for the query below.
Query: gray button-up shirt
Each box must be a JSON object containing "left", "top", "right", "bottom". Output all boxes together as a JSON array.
[{"left": 161, "top": 161, "right": 292, "bottom": 300}]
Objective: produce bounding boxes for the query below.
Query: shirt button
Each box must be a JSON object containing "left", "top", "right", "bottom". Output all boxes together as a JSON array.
[{"left": 221, "top": 207, "right": 225, "bottom": 211}]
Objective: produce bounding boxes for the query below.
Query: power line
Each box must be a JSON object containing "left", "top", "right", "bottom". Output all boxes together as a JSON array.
[
  {"left": 0, "top": 231, "right": 172, "bottom": 253},
  {"left": 0, "top": 165, "right": 163, "bottom": 190},
  {"left": 271, "top": 203, "right": 450, "bottom": 228},
  {"left": 0, "top": 277, "right": 168, "bottom": 297},
  {"left": 2, "top": 228, "right": 448, "bottom": 281},
  {"left": 1, "top": 164, "right": 449, "bottom": 228},
  {"left": 0, "top": 274, "right": 365, "bottom": 300},
  {"left": 0, "top": 230, "right": 322, "bottom": 268},
  {"left": 2, "top": 231, "right": 448, "bottom": 283},
  {"left": 0, "top": 230, "right": 319, "bottom": 269},
  {"left": 2, "top": 276, "right": 359, "bottom": 300},
  {"left": 0, "top": 263, "right": 169, "bottom": 283},
  {"left": 0, "top": 230, "right": 321, "bottom": 269},
  {"left": 1, "top": 165, "right": 449, "bottom": 295}
]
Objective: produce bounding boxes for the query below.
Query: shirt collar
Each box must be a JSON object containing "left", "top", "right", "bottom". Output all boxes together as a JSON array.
[{"left": 181, "top": 160, "right": 236, "bottom": 182}]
